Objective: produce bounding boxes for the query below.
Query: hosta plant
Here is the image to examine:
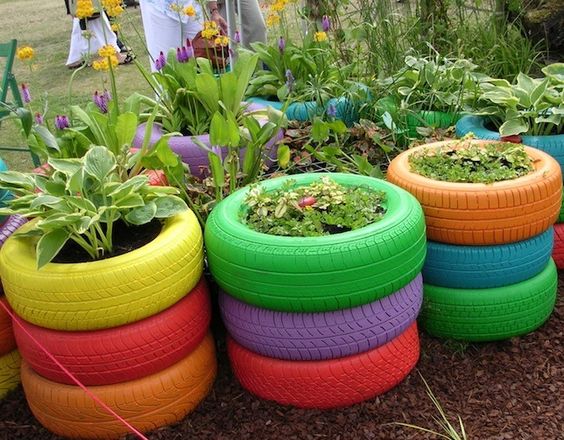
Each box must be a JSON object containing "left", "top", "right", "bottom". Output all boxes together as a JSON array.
[{"left": 0, "top": 146, "right": 187, "bottom": 268}]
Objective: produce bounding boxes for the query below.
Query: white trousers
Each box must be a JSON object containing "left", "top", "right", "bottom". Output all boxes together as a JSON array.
[
  {"left": 219, "top": 0, "right": 266, "bottom": 48},
  {"left": 139, "top": 0, "right": 203, "bottom": 72},
  {"left": 66, "top": 15, "right": 120, "bottom": 66}
]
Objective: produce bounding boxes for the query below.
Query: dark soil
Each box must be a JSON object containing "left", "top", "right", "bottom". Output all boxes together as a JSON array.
[
  {"left": 52, "top": 220, "right": 162, "bottom": 264},
  {"left": 0, "top": 274, "right": 562, "bottom": 440}
]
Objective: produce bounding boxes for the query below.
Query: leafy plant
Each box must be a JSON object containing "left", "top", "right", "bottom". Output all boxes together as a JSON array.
[
  {"left": 409, "top": 140, "right": 534, "bottom": 184},
  {"left": 0, "top": 146, "right": 187, "bottom": 268},
  {"left": 472, "top": 63, "right": 564, "bottom": 136},
  {"left": 242, "top": 176, "right": 387, "bottom": 237}
]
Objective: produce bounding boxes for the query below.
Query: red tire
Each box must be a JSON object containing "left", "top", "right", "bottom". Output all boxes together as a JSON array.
[
  {"left": 14, "top": 279, "right": 211, "bottom": 386},
  {"left": 0, "top": 298, "right": 16, "bottom": 356},
  {"left": 228, "top": 322, "right": 419, "bottom": 409},
  {"left": 553, "top": 224, "right": 564, "bottom": 269}
]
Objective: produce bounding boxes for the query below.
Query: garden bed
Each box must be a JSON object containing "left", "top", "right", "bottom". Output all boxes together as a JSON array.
[{"left": 0, "top": 274, "right": 562, "bottom": 439}]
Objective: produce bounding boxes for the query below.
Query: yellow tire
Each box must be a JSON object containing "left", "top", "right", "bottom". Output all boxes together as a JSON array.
[
  {"left": 22, "top": 333, "right": 216, "bottom": 440},
  {"left": 0, "top": 211, "right": 203, "bottom": 330},
  {"left": 0, "top": 350, "right": 21, "bottom": 400}
]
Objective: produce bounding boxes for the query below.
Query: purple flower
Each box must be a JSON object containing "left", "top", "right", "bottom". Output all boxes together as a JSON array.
[
  {"left": 185, "top": 39, "right": 195, "bottom": 58},
  {"left": 234, "top": 31, "right": 241, "bottom": 44},
  {"left": 326, "top": 102, "right": 337, "bottom": 119},
  {"left": 55, "top": 115, "right": 70, "bottom": 130},
  {"left": 278, "top": 36, "right": 286, "bottom": 53},
  {"left": 155, "top": 51, "right": 166, "bottom": 71},
  {"left": 34, "top": 112, "right": 44, "bottom": 125},
  {"left": 21, "top": 83, "right": 31, "bottom": 104},
  {"left": 322, "top": 15, "right": 331, "bottom": 32},
  {"left": 176, "top": 47, "right": 184, "bottom": 62},
  {"left": 285, "top": 69, "right": 294, "bottom": 92},
  {"left": 103, "top": 89, "right": 111, "bottom": 102},
  {"left": 93, "top": 90, "right": 110, "bottom": 114}
]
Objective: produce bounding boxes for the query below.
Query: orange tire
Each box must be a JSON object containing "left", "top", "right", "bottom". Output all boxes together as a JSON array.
[
  {"left": 0, "top": 297, "right": 15, "bottom": 356},
  {"left": 21, "top": 333, "right": 217, "bottom": 439},
  {"left": 228, "top": 322, "right": 419, "bottom": 409},
  {"left": 387, "top": 140, "right": 562, "bottom": 245}
]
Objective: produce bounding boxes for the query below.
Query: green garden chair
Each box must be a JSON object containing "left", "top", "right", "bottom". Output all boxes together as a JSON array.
[{"left": 0, "top": 39, "right": 40, "bottom": 167}]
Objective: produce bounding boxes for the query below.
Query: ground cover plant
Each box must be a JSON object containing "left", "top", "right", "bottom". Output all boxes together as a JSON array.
[{"left": 408, "top": 140, "right": 534, "bottom": 183}]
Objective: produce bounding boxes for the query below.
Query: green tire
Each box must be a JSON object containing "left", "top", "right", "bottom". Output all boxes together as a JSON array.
[
  {"left": 205, "top": 173, "right": 426, "bottom": 312},
  {"left": 420, "top": 259, "right": 558, "bottom": 341}
]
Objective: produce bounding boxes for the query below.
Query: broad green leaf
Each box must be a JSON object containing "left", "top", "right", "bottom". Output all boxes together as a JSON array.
[
  {"left": 277, "top": 144, "right": 290, "bottom": 168},
  {"left": 114, "top": 193, "right": 145, "bottom": 208},
  {"left": 84, "top": 146, "right": 116, "bottom": 181},
  {"left": 499, "top": 119, "right": 529, "bottom": 136},
  {"left": 38, "top": 213, "right": 83, "bottom": 229},
  {"left": 0, "top": 171, "right": 36, "bottom": 191},
  {"left": 30, "top": 195, "right": 63, "bottom": 210},
  {"left": 516, "top": 73, "right": 537, "bottom": 94},
  {"left": 48, "top": 158, "right": 82, "bottom": 176},
  {"left": 210, "top": 112, "right": 230, "bottom": 147},
  {"left": 36, "top": 229, "right": 71, "bottom": 269},
  {"left": 195, "top": 73, "right": 219, "bottom": 114},
  {"left": 125, "top": 201, "right": 157, "bottom": 225},
  {"left": 311, "top": 118, "right": 330, "bottom": 142},
  {"left": 65, "top": 196, "right": 97, "bottom": 213},
  {"left": 109, "top": 176, "right": 149, "bottom": 200},
  {"left": 208, "top": 152, "right": 225, "bottom": 187},
  {"left": 542, "top": 63, "right": 564, "bottom": 83},
  {"left": 154, "top": 196, "right": 187, "bottom": 217},
  {"left": 530, "top": 78, "right": 549, "bottom": 107},
  {"left": 16, "top": 107, "right": 33, "bottom": 137},
  {"left": 34, "top": 125, "right": 60, "bottom": 152},
  {"left": 116, "top": 112, "right": 138, "bottom": 150}
]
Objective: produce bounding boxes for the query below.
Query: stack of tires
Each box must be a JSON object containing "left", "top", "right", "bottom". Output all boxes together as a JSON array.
[
  {"left": 205, "top": 173, "right": 427, "bottom": 409},
  {"left": 456, "top": 116, "right": 564, "bottom": 269},
  {"left": 0, "top": 216, "right": 27, "bottom": 401},
  {"left": 388, "top": 140, "right": 561, "bottom": 341},
  {"left": 0, "top": 210, "right": 216, "bottom": 439}
]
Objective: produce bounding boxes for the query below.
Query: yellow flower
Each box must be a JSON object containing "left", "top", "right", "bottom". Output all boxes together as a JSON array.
[
  {"left": 75, "top": 0, "right": 95, "bottom": 19},
  {"left": 214, "top": 35, "right": 229, "bottom": 47},
  {"left": 314, "top": 31, "right": 328, "bottom": 42},
  {"left": 102, "top": 0, "right": 124, "bottom": 17},
  {"left": 98, "top": 45, "right": 117, "bottom": 58},
  {"left": 204, "top": 20, "right": 218, "bottom": 29},
  {"left": 111, "top": 23, "right": 120, "bottom": 32},
  {"left": 184, "top": 5, "right": 196, "bottom": 17},
  {"left": 266, "top": 13, "right": 281, "bottom": 27},
  {"left": 271, "top": 0, "right": 287, "bottom": 12},
  {"left": 202, "top": 21, "right": 219, "bottom": 39},
  {"left": 16, "top": 46, "right": 34, "bottom": 61},
  {"left": 92, "top": 55, "right": 119, "bottom": 71}
]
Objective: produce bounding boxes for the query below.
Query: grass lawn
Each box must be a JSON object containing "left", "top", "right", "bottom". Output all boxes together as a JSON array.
[{"left": 0, "top": 0, "right": 152, "bottom": 171}]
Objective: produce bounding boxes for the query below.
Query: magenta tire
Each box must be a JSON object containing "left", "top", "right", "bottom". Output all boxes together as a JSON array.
[
  {"left": 0, "top": 216, "right": 27, "bottom": 248},
  {"left": 220, "top": 274, "right": 422, "bottom": 361}
]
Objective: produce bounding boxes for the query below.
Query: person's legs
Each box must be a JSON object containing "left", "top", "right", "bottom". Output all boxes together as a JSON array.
[
  {"left": 66, "top": 18, "right": 87, "bottom": 66},
  {"left": 86, "top": 14, "right": 121, "bottom": 55},
  {"left": 239, "top": 0, "right": 266, "bottom": 47}
]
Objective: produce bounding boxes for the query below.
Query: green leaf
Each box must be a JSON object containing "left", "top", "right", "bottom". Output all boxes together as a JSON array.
[
  {"left": 30, "top": 195, "right": 63, "bottom": 210},
  {"left": 125, "top": 201, "right": 157, "bottom": 225},
  {"left": 36, "top": 229, "right": 71, "bottom": 269},
  {"left": 209, "top": 112, "right": 230, "bottom": 147},
  {"left": 116, "top": 112, "right": 138, "bottom": 150},
  {"left": 499, "top": 119, "right": 529, "bottom": 136},
  {"left": 16, "top": 107, "right": 33, "bottom": 137},
  {"left": 277, "top": 144, "right": 291, "bottom": 168},
  {"left": 0, "top": 171, "right": 36, "bottom": 191},
  {"left": 208, "top": 152, "right": 225, "bottom": 187},
  {"left": 542, "top": 63, "right": 564, "bottom": 83},
  {"left": 65, "top": 196, "right": 97, "bottom": 213},
  {"left": 34, "top": 125, "right": 60, "bottom": 152},
  {"left": 114, "top": 193, "right": 145, "bottom": 208},
  {"left": 195, "top": 73, "right": 220, "bottom": 114},
  {"left": 109, "top": 175, "right": 149, "bottom": 200},
  {"left": 311, "top": 118, "right": 330, "bottom": 142},
  {"left": 154, "top": 196, "right": 187, "bottom": 218},
  {"left": 83, "top": 146, "right": 116, "bottom": 181},
  {"left": 530, "top": 78, "right": 549, "bottom": 107},
  {"left": 48, "top": 158, "right": 82, "bottom": 176}
]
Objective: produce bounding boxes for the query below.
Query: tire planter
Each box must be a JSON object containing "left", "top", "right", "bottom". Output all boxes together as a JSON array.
[
  {"left": 406, "top": 111, "right": 460, "bottom": 137},
  {"left": 0, "top": 157, "right": 8, "bottom": 204},
  {"left": 0, "top": 298, "right": 16, "bottom": 356},
  {"left": 228, "top": 322, "right": 419, "bottom": 409},
  {"left": 0, "top": 215, "right": 27, "bottom": 248},
  {"left": 132, "top": 121, "right": 284, "bottom": 180},
  {"left": 387, "top": 140, "right": 562, "bottom": 245},
  {"left": 220, "top": 274, "right": 422, "bottom": 361},
  {"left": 455, "top": 115, "right": 564, "bottom": 170},
  {"left": 0, "top": 350, "right": 21, "bottom": 400},
  {"left": 553, "top": 223, "right": 564, "bottom": 269},
  {"left": 21, "top": 333, "right": 217, "bottom": 440},
  {"left": 205, "top": 173, "right": 426, "bottom": 313},
  {"left": 559, "top": 193, "right": 564, "bottom": 223},
  {"left": 0, "top": 210, "right": 204, "bottom": 331},
  {"left": 423, "top": 228, "right": 553, "bottom": 289},
  {"left": 421, "top": 259, "right": 558, "bottom": 341},
  {"left": 13, "top": 278, "right": 211, "bottom": 386}
]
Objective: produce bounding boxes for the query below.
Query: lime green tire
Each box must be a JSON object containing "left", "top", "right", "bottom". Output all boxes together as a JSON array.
[
  {"left": 0, "top": 211, "right": 204, "bottom": 331},
  {"left": 205, "top": 173, "right": 426, "bottom": 312},
  {"left": 0, "top": 350, "right": 21, "bottom": 400},
  {"left": 420, "top": 259, "right": 558, "bottom": 341}
]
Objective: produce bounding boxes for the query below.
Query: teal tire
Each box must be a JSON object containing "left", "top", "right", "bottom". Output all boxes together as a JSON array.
[
  {"left": 420, "top": 259, "right": 558, "bottom": 341},
  {"left": 205, "top": 173, "right": 427, "bottom": 312}
]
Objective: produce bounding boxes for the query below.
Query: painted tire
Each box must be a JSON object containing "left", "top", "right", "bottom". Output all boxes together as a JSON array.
[
  {"left": 13, "top": 278, "right": 211, "bottom": 386},
  {"left": 421, "top": 260, "right": 558, "bottom": 341},
  {"left": 406, "top": 111, "right": 460, "bottom": 137},
  {"left": 553, "top": 224, "right": 564, "bottom": 269},
  {"left": 0, "top": 210, "right": 204, "bottom": 331},
  {"left": 220, "top": 274, "right": 422, "bottom": 361},
  {"left": 132, "top": 122, "right": 283, "bottom": 179},
  {"left": 21, "top": 333, "right": 216, "bottom": 440},
  {"left": 387, "top": 140, "right": 562, "bottom": 245},
  {"left": 559, "top": 193, "right": 564, "bottom": 223},
  {"left": 0, "top": 157, "right": 8, "bottom": 204},
  {"left": 0, "top": 215, "right": 27, "bottom": 248},
  {"left": 0, "top": 350, "right": 21, "bottom": 400},
  {"left": 206, "top": 173, "right": 426, "bottom": 312},
  {"left": 228, "top": 322, "right": 419, "bottom": 409},
  {"left": 423, "top": 229, "right": 553, "bottom": 289},
  {"left": 0, "top": 298, "right": 16, "bottom": 356},
  {"left": 456, "top": 115, "right": 564, "bottom": 170}
]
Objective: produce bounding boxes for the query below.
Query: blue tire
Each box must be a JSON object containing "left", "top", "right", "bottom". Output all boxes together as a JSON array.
[
  {"left": 0, "top": 157, "right": 9, "bottom": 221},
  {"left": 456, "top": 116, "right": 564, "bottom": 174},
  {"left": 423, "top": 228, "right": 554, "bottom": 289}
]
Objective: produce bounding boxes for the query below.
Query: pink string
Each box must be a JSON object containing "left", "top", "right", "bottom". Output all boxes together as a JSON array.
[{"left": 0, "top": 301, "right": 149, "bottom": 440}]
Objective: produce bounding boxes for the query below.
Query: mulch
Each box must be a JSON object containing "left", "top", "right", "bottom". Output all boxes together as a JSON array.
[{"left": 0, "top": 274, "right": 562, "bottom": 440}]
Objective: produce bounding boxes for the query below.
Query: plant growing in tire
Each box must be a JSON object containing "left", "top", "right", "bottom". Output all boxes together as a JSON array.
[
  {"left": 387, "top": 139, "right": 561, "bottom": 341},
  {"left": 206, "top": 173, "right": 427, "bottom": 409}
]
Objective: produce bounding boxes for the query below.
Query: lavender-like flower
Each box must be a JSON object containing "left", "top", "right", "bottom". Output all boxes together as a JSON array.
[
  {"left": 285, "top": 69, "right": 294, "bottom": 92},
  {"left": 55, "top": 115, "right": 70, "bottom": 130},
  {"left": 34, "top": 112, "right": 44, "bottom": 125},
  {"left": 176, "top": 47, "right": 184, "bottom": 62},
  {"left": 326, "top": 102, "right": 337, "bottom": 119},
  {"left": 234, "top": 31, "right": 241, "bottom": 44},
  {"left": 322, "top": 15, "right": 331, "bottom": 32},
  {"left": 185, "top": 39, "right": 195, "bottom": 58},
  {"left": 155, "top": 51, "right": 166, "bottom": 71},
  {"left": 20, "top": 83, "right": 31, "bottom": 104},
  {"left": 278, "top": 36, "right": 286, "bottom": 53},
  {"left": 93, "top": 90, "right": 110, "bottom": 114}
]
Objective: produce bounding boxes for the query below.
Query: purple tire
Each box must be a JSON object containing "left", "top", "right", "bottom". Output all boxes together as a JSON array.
[
  {"left": 0, "top": 216, "right": 27, "bottom": 248},
  {"left": 220, "top": 274, "right": 423, "bottom": 361}
]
